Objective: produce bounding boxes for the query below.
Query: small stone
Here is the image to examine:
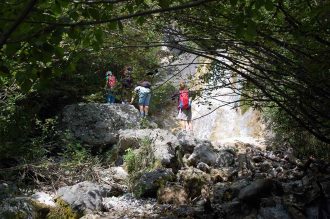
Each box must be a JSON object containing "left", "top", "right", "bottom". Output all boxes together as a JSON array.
[
  {"left": 260, "top": 161, "right": 272, "bottom": 172},
  {"left": 197, "top": 162, "right": 211, "bottom": 173},
  {"left": 252, "top": 156, "right": 263, "bottom": 163}
]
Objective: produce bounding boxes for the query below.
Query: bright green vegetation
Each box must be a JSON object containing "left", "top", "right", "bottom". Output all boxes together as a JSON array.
[
  {"left": 32, "top": 198, "right": 81, "bottom": 219},
  {"left": 150, "top": 83, "right": 177, "bottom": 113},
  {"left": 123, "top": 137, "right": 161, "bottom": 174},
  {"left": 123, "top": 137, "right": 167, "bottom": 196}
]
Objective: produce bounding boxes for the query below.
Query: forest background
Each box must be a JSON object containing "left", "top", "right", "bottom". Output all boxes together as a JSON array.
[{"left": 0, "top": 0, "right": 329, "bottom": 171}]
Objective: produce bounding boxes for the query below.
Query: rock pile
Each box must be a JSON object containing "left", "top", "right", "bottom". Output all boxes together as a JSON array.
[
  {"left": 87, "top": 131, "right": 330, "bottom": 218},
  {"left": 2, "top": 103, "right": 328, "bottom": 219}
]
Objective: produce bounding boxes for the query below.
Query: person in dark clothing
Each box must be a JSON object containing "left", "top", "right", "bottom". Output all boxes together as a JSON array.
[{"left": 120, "top": 66, "right": 133, "bottom": 104}]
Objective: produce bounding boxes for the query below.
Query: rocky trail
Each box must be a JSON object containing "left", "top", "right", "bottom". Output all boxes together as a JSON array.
[{"left": 1, "top": 103, "right": 329, "bottom": 219}]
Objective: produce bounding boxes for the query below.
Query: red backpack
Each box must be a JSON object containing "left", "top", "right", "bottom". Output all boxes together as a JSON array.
[
  {"left": 178, "top": 90, "right": 191, "bottom": 110},
  {"left": 107, "top": 75, "right": 116, "bottom": 89}
]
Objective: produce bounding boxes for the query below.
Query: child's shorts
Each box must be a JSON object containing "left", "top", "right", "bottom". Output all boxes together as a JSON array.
[{"left": 138, "top": 93, "right": 151, "bottom": 106}]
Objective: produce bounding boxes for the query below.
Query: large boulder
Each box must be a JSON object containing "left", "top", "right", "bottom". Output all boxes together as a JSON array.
[
  {"left": 212, "top": 179, "right": 250, "bottom": 205},
  {"left": 0, "top": 197, "right": 34, "bottom": 219},
  {"left": 176, "top": 131, "right": 201, "bottom": 154},
  {"left": 31, "top": 192, "right": 56, "bottom": 207},
  {"left": 118, "top": 129, "right": 180, "bottom": 167},
  {"left": 238, "top": 179, "right": 283, "bottom": 204},
  {"left": 187, "top": 142, "right": 236, "bottom": 168},
  {"left": 61, "top": 103, "right": 140, "bottom": 145},
  {"left": 258, "top": 204, "right": 291, "bottom": 219},
  {"left": 55, "top": 181, "right": 112, "bottom": 214},
  {"left": 132, "top": 168, "right": 175, "bottom": 198}
]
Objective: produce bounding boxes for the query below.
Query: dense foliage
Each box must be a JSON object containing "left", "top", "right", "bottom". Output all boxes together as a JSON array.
[
  {"left": 0, "top": 0, "right": 329, "bottom": 165},
  {"left": 153, "top": 0, "right": 330, "bottom": 143}
]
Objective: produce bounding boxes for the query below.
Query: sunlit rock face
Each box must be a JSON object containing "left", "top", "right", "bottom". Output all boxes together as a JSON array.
[
  {"left": 192, "top": 94, "right": 266, "bottom": 146},
  {"left": 160, "top": 53, "right": 265, "bottom": 145}
]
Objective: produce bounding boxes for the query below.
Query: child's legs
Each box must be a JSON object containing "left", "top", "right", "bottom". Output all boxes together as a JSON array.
[
  {"left": 139, "top": 105, "right": 144, "bottom": 116},
  {"left": 106, "top": 94, "right": 111, "bottom": 103},
  {"left": 184, "top": 120, "right": 189, "bottom": 131},
  {"left": 144, "top": 106, "right": 149, "bottom": 116},
  {"left": 110, "top": 95, "right": 115, "bottom": 103},
  {"left": 180, "top": 120, "right": 185, "bottom": 130},
  {"left": 143, "top": 93, "right": 151, "bottom": 116},
  {"left": 187, "top": 120, "right": 193, "bottom": 131},
  {"left": 138, "top": 95, "right": 146, "bottom": 116}
]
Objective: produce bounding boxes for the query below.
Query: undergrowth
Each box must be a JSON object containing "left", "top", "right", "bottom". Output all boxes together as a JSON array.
[
  {"left": 264, "top": 107, "right": 330, "bottom": 161},
  {"left": 123, "top": 137, "right": 163, "bottom": 193}
]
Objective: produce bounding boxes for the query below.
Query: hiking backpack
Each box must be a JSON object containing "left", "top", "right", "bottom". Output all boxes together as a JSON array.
[
  {"left": 107, "top": 75, "right": 116, "bottom": 89},
  {"left": 178, "top": 90, "right": 191, "bottom": 110}
]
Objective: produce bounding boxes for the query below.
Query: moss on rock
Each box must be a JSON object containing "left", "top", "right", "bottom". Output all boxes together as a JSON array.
[{"left": 31, "top": 198, "right": 82, "bottom": 219}]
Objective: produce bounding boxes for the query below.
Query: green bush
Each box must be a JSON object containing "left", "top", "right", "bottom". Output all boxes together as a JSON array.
[
  {"left": 264, "top": 107, "right": 330, "bottom": 160},
  {"left": 123, "top": 137, "right": 159, "bottom": 174},
  {"left": 123, "top": 148, "right": 136, "bottom": 174},
  {"left": 149, "top": 83, "right": 176, "bottom": 113},
  {"left": 60, "top": 132, "right": 91, "bottom": 164}
]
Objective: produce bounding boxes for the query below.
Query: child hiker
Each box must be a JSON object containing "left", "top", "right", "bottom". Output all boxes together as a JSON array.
[
  {"left": 173, "top": 81, "right": 193, "bottom": 132},
  {"left": 105, "top": 70, "right": 117, "bottom": 104},
  {"left": 130, "top": 80, "right": 151, "bottom": 117}
]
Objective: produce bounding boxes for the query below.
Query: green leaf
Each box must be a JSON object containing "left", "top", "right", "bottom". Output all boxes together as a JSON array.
[
  {"left": 92, "top": 40, "right": 101, "bottom": 51},
  {"left": 4, "top": 43, "right": 21, "bottom": 56},
  {"left": 95, "top": 29, "right": 104, "bottom": 43},
  {"left": 15, "top": 72, "right": 33, "bottom": 92},
  {"left": 20, "top": 80, "right": 33, "bottom": 93},
  {"left": 54, "top": 47, "right": 64, "bottom": 58},
  {"left": 70, "top": 11, "right": 80, "bottom": 21},
  {"left": 127, "top": 4, "right": 134, "bottom": 14},
  {"left": 39, "top": 68, "right": 52, "bottom": 81},
  {"left": 68, "top": 27, "right": 80, "bottom": 39},
  {"left": 89, "top": 8, "right": 100, "bottom": 20},
  {"left": 108, "top": 22, "right": 117, "bottom": 30},
  {"left": 53, "top": 68, "right": 62, "bottom": 77},
  {"left": 136, "top": 16, "right": 146, "bottom": 25},
  {"left": 60, "top": 0, "right": 70, "bottom": 8},
  {"left": 0, "top": 65, "right": 10, "bottom": 77},
  {"left": 159, "top": 0, "right": 170, "bottom": 8},
  {"left": 82, "top": 36, "right": 91, "bottom": 47},
  {"left": 53, "top": 0, "right": 62, "bottom": 15},
  {"left": 230, "top": 0, "right": 238, "bottom": 6},
  {"left": 255, "top": 0, "right": 264, "bottom": 9},
  {"left": 232, "top": 14, "right": 244, "bottom": 28},
  {"left": 42, "top": 43, "right": 54, "bottom": 53},
  {"left": 264, "top": 0, "right": 274, "bottom": 11},
  {"left": 117, "top": 20, "right": 124, "bottom": 31},
  {"left": 68, "top": 62, "right": 76, "bottom": 73},
  {"left": 135, "top": 0, "right": 144, "bottom": 5},
  {"left": 245, "top": 20, "right": 257, "bottom": 40},
  {"left": 31, "top": 48, "right": 45, "bottom": 61}
]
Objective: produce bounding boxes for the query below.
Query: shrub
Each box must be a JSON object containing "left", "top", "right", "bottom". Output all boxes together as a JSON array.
[
  {"left": 123, "top": 137, "right": 157, "bottom": 174},
  {"left": 149, "top": 83, "right": 176, "bottom": 113},
  {"left": 60, "top": 132, "right": 91, "bottom": 164},
  {"left": 264, "top": 107, "right": 330, "bottom": 160}
]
